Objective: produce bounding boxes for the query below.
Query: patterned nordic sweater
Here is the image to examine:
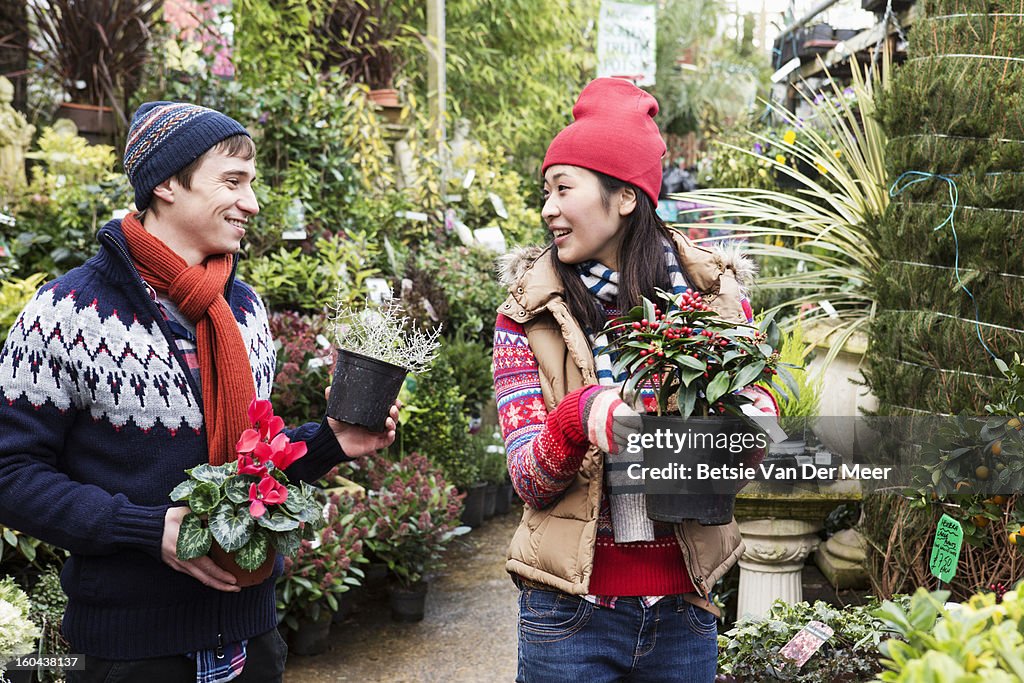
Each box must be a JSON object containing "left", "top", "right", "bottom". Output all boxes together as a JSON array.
[
  {"left": 0, "top": 219, "right": 345, "bottom": 659},
  {"left": 494, "top": 312, "right": 696, "bottom": 597}
]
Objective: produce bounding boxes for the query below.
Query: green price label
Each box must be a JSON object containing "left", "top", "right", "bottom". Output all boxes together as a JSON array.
[{"left": 929, "top": 513, "right": 963, "bottom": 583}]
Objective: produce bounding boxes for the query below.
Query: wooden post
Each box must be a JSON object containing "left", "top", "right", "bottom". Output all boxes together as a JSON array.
[{"left": 426, "top": 0, "right": 447, "bottom": 181}]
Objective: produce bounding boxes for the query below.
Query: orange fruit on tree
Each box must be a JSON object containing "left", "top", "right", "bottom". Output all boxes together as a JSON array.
[
  {"left": 972, "top": 515, "right": 990, "bottom": 528},
  {"left": 976, "top": 465, "right": 991, "bottom": 481},
  {"left": 1011, "top": 532, "right": 1020, "bottom": 545},
  {"left": 1008, "top": 418, "right": 1022, "bottom": 431},
  {"left": 992, "top": 440, "right": 1003, "bottom": 457}
]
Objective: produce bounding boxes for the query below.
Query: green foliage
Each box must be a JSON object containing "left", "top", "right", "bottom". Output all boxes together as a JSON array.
[
  {"left": 653, "top": 0, "right": 766, "bottom": 137},
  {"left": 398, "top": 353, "right": 476, "bottom": 489},
  {"left": 0, "top": 273, "right": 47, "bottom": 344},
  {"left": 445, "top": 138, "right": 545, "bottom": 248},
  {"left": 764, "top": 323, "right": 823, "bottom": 434},
  {"left": 437, "top": 331, "right": 494, "bottom": 415},
  {"left": 680, "top": 60, "right": 888, "bottom": 370},
  {"left": 0, "top": 576, "right": 38, "bottom": 672},
  {"left": 276, "top": 489, "right": 367, "bottom": 631},
  {"left": 869, "top": 4, "right": 1024, "bottom": 415},
  {"left": 874, "top": 587, "right": 1024, "bottom": 682},
  {"left": 474, "top": 431, "right": 509, "bottom": 486},
  {"left": 6, "top": 126, "right": 132, "bottom": 279},
  {"left": 361, "top": 452, "right": 466, "bottom": 587},
  {"left": 231, "top": 0, "right": 330, "bottom": 86},
  {"left": 604, "top": 290, "right": 789, "bottom": 418},
  {"left": 268, "top": 311, "right": 333, "bottom": 426},
  {"left": 0, "top": 526, "right": 66, "bottom": 575},
  {"left": 718, "top": 596, "right": 904, "bottom": 681},
  {"left": 439, "top": 0, "right": 598, "bottom": 170},
  {"left": 239, "top": 230, "right": 382, "bottom": 314},
  {"left": 27, "top": 566, "right": 70, "bottom": 683},
  {"left": 403, "top": 242, "right": 506, "bottom": 343}
]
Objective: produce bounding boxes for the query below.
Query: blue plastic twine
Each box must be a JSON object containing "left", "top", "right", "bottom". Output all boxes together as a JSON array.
[{"left": 888, "top": 171, "right": 997, "bottom": 360}]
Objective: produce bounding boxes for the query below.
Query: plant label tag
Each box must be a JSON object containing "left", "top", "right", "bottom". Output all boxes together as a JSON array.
[
  {"left": 401, "top": 211, "right": 429, "bottom": 222},
  {"left": 365, "top": 278, "right": 393, "bottom": 304},
  {"left": 0, "top": 239, "right": 8, "bottom": 259},
  {"left": 0, "top": 211, "right": 15, "bottom": 227},
  {"left": 929, "top": 513, "right": 963, "bottom": 583},
  {"left": 488, "top": 192, "right": 509, "bottom": 219},
  {"left": 818, "top": 299, "right": 839, "bottom": 319},
  {"left": 462, "top": 168, "right": 476, "bottom": 189},
  {"left": 281, "top": 229, "right": 308, "bottom": 240},
  {"left": 474, "top": 226, "right": 507, "bottom": 253},
  {"left": 779, "top": 620, "right": 833, "bottom": 667}
]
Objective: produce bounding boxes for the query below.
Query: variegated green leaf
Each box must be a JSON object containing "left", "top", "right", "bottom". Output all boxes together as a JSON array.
[
  {"left": 209, "top": 501, "right": 254, "bottom": 552},
  {"left": 169, "top": 479, "right": 198, "bottom": 502},
  {"left": 224, "top": 474, "right": 258, "bottom": 505},
  {"left": 270, "top": 529, "right": 303, "bottom": 557},
  {"left": 256, "top": 511, "right": 300, "bottom": 532},
  {"left": 175, "top": 512, "right": 211, "bottom": 560},
  {"left": 189, "top": 482, "right": 222, "bottom": 515},
  {"left": 188, "top": 463, "right": 232, "bottom": 486},
  {"left": 234, "top": 531, "right": 269, "bottom": 571}
]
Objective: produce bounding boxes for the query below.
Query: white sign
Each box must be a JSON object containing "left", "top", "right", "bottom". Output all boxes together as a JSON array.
[{"left": 598, "top": 1, "right": 657, "bottom": 86}]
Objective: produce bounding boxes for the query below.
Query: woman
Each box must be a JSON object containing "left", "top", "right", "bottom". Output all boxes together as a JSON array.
[{"left": 492, "top": 78, "right": 777, "bottom": 682}]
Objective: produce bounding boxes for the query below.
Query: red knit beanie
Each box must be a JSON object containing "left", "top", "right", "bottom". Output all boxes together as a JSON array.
[{"left": 542, "top": 78, "right": 666, "bottom": 206}]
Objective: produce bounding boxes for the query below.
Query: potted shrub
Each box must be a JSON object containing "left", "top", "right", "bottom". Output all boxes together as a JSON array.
[
  {"left": 362, "top": 453, "right": 466, "bottom": 622},
  {"left": 276, "top": 490, "right": 368, "bottom": 656},
  {"left": 1, "top": 0, "right": 161, "bottom": 135},
  {"left": 765, "top": 323, "right": 823, "bottom": 456},
  {"left": 603, "top": 288, "right": 791, "bottom": 524},
  {"left": 328, "top": 298, "right": 441, "bottom": 432},
  {"left": 170, "top": 397, "right": 326, "bottom": 586}
]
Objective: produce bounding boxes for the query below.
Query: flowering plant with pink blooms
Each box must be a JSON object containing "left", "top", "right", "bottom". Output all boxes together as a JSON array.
[{"left": 170, "top": 397, "right": 326, "bottom": 572}]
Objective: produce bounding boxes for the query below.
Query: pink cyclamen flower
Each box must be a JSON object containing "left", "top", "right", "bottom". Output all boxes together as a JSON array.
[
  {"left": 268, "top": 433, "right": 307, "bottom": 471},
  {"left": 248, "top": 476, "right": 289, "bottom": 518},
  {"left": 247, "top": 397, "right": 273, "bottom": 426},
  {"left": 237, "top": 454, "right": 267, "bottom": 477},
  {"left": 236, "top": 428, "right": 261, "bottom": 454}
]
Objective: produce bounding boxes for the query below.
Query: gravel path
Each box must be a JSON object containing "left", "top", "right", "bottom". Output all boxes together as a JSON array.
[{"left": 283, "top": 507, "right": 521, "bottom": 682}]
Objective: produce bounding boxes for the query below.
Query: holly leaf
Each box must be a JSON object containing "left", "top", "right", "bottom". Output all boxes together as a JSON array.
[{"left": 175, "top": 512, "right": 212, "bottom": 560}]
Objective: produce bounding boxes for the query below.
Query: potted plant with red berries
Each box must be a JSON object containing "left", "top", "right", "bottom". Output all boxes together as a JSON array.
[
  {"left": 170, "top": 397, "right": 326, "bottom": 586},
  {"left": 603, "top": 288, "right": 793, "bottom": 524}
]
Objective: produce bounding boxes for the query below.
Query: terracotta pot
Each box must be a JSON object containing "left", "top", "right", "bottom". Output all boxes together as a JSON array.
[
  {"left": 209, "top": 543, "right": 276, "bottom": 587},
  {"left": 57, "top": 102, "right": 116, "bottom": 135},
  {"left": 368, "top": 88, "right": 400, "bottom": 107}
]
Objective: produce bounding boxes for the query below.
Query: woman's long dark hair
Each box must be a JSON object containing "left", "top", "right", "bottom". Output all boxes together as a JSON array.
[{"left": 553, "top": 170, "right": 679, "bottom": 333}]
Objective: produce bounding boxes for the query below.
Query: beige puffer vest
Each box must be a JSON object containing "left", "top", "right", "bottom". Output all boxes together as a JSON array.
[{"left": 497, "top": 230, "right": 754, "bottom": 603}]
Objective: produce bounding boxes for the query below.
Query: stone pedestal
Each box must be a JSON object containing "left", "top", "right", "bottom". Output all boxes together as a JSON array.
[
  {"left": 737, "top": 518, "right": 822, "bottom": 618},
  {"left": 814, "top": 527, "right": 869, "bottom": 589}
]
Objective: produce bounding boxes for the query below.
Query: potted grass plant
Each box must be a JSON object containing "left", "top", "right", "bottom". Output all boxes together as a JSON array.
[
  {"left": 170, "top": 397, "right": 326, "bottom": 586},
  {"left": 328, "top": 298, "right": 441, "bottom": 432},
  {"left": 603, "top": 288, "right": 792, "bottom": 524}
]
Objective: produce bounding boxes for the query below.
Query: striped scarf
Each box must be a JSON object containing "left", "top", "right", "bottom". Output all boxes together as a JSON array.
[{"left": 578, "top": 237, "right": 690, "bottom": 542}]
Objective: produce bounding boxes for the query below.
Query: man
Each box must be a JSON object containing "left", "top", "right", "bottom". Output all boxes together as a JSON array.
[{"left": 0, "top": 102, "right": 397, "bottom": 682}]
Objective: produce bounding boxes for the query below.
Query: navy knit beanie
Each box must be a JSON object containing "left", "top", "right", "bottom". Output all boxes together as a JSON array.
[{"left": 123, "top": 102, "right": 250, "bottom": 211}]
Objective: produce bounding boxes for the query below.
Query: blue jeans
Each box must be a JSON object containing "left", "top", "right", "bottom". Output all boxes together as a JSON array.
[{"left": 516, "top": 587, "right": 718, "bottom": 683}]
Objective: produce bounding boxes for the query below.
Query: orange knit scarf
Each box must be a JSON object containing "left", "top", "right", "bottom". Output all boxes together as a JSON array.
[{"left": 122, "top": 213, "right": 255, "bottom": 465}]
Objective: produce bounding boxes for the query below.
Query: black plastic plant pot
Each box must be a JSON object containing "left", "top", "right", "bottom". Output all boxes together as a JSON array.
[
  {"left": 640, "top": 415, "right": 749, "bottom": 526},
  {"left": 327, "top": 349, "right": 408, "bottom": 432}
]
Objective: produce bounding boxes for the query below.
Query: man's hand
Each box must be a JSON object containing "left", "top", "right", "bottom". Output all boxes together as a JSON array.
[
  {"left": 161, "top": 507, "right": 239, "bottom": 592},
  {"left": 323, "top": 387, "right": 398, "bottom": 456},
  {"left": 326, "top": 401, "right": 399, "bottom": 456}
]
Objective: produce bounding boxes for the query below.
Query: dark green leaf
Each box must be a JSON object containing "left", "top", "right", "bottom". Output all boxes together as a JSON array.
[
  {"left": 706, "top": 372, "right": 731, "bottom": 405},
  {"left": 189, "top": 482, "right": 222, "bottom": 515},
  {"left": 176, "top": 512, "right": 212, "bottom": 560}
]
